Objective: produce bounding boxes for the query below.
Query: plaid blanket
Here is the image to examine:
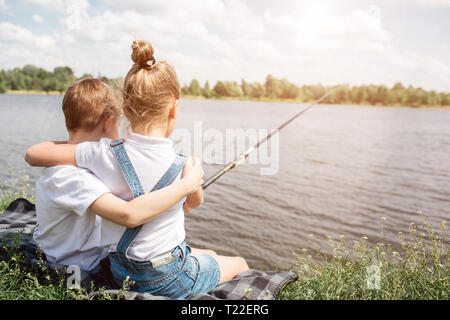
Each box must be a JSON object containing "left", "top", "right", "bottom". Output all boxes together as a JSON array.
[{"left": 0, "top": 198, "right": 298, "bottom": 300}]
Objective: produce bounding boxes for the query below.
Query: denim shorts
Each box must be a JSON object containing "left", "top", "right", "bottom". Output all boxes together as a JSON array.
[{"left": 109, "top": 241, "right": 221, "bottom": 299}]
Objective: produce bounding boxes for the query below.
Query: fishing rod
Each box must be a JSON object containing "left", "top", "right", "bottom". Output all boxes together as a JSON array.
[{"left": 201, "top": 87, "right": 338, "bottom": 190}]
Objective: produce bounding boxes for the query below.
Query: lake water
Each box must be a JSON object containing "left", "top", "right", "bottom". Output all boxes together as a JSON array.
[{"left": 0, "top": 93, "right": 449, "bottom": 270}]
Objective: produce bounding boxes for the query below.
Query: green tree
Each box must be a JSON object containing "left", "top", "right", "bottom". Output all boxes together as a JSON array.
[
  {"left": 202, "top": 81, "right": 213, "bottom": 99},
  {"left": 440, "top": 93, "right": 450, "bottom": 106},
  {"left": 264, "top": 75, "right": 283, "bottom": 98},
  {"left": 241, "top": 79, "right": 251, "bottom": 97},
  {"left": 181, "top": 84, "right": 190, "bottom": 95},
  {"left": 375, "top": 85, "right": 390, "bottom": 105},
  {"left": 299, "top": 85, "right": 314, "bottom": 102},
  {"left": 365, "top": 85, "right": 379, "bottom": 105},
  {"left": 79, "top": 73, "right": 94, "bottom": 80},
  {"left": 223, "top": 81, "right": 243, "bottom": 97},
  {"left": 352, "top": 86, "right": 368, "bottom": 104},
  {"left": 311, "top": 84, "right": 326, "bottom": 100},
  {"left": 43, "top": 78, "right": 58, "bottom": 93},
  {"left": 390, "top": 84, "right": 406, "bottom": 105},
  {"left": 425, "top": 90, "right": 440, "bottom": 106},
  {"left": 392, "top": 82, "right": 405, "bottom": 91},
  {"left": 188, "top": 79, "right": 202, "bottom": 96},
  {"left": 405, "top": 85, "right": 422, "bottom": 107},
  {"left": 0, "top": 71, "right": 7, "bottom": 93},
  {"left": 248, "top": 82, "right": 266, "bottom": 98},
  {"left": 8, "top": 68, "right": 26, "bottom": 90},
  {"left": 280, "top": 78, "right": 300, "bottom": 99},
  {"left": 53, "top": 66, "right": 76, "bottom": 93},
  {"left": 213, "top": 81, "right": 227, "bottom": 97}
]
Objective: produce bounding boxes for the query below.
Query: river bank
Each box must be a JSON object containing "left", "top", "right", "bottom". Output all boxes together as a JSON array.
[
  {"left": 3, "top": 91, "right": 450, "bottom": 109},
  {"left": 181, "top": 94, "right": 450, "bottom": 109},
  {"left": 5, "top": 90, "right": 63, "bottom": 96}
]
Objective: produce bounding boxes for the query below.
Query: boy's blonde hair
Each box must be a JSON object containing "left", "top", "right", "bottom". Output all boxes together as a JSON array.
[
  {"left": 62, "top": 78, "right": 121, "bottom": 131},
  {"left": 123, "top": 40, "right": 180, "bottom": 130}
]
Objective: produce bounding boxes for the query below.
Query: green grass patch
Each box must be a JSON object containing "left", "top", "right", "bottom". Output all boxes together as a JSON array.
[
  {"left": 0, "top": 235, "right": 82, "bottom": 300},
  {"left": 0, "top": 177, "right": 86, "bottom": 299},
  {"left": 278, "top": 221, "right": 449, "bottom": 300},
  {"left": 0, "top": 167, "right": 34, "bottom": 212}
]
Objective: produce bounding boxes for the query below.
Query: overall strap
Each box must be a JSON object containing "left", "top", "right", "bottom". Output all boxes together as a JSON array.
[
  {"left": 110, "top": 138, "right": 145, "bottom": 198},
  {"left": 110, "top": 138, "right": 186, "bottom": 260}
]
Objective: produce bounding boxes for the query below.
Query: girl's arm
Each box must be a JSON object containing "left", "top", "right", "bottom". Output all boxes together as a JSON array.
[
  {"left": 183, "top": 188, "right": 204, "bottom": 212},
  {"left": 26, "top": 141, "right": 205, "bottom": 225},
  {"left": 91, "top": 159, "right": 203, "bottom": 227},
  {"left": 25, "top": 141, "right": 76, "bottom": 167},
  {"left": 182, "top": 157, "right": 204, "bottom": 212}
]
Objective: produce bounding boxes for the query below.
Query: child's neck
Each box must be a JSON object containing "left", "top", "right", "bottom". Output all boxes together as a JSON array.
[
  {"left": 68, "top": 129, "right": 103, "bottom": 144},
  {"left": 133, "top": 125, "right": 169, "bottom": 138}
]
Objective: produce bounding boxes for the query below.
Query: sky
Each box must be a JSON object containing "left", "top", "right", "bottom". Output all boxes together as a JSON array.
[{"left": 0, "top": 0, "right": 449, "bottom": 91}]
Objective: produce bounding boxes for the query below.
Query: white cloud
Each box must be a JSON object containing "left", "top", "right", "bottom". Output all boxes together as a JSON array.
[
  {"left": 0, "top": 22, "right": 59, "bottom": 70},
  {"left": 0, "top": 22, "right": 55, "bottom": 47},
  {"left": 0, "top": 22, "right": 34, "bottom": 42},
  {"left": 1, "top": 1, "right": 449, "bottom": 91},
  {"left": 0, "top": 0, "right": 10, "bottom": 13},
  {"left": 415, "top": 0, "right": 450, "bottom": 7},
  {"left": 19, "top": 0, "right": 64, "bottom": 7},
  {"left": 32, "top": 14, "right": 44, "bottom": 23},
  {"left": 18, "top": 0, "right": 90, "bottom": 12}
]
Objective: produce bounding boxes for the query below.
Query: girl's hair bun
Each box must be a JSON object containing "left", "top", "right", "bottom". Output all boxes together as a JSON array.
[{"left": 131, "top": 40, "right": 155, "bottom": 67}]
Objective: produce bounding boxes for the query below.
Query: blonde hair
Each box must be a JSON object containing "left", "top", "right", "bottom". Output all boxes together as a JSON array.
[
  {"left": 123, "top": 40, "right": 180, "bottom": 131},
  {"left": 62, "top": 78, "right": 121, "bottom": 131}
]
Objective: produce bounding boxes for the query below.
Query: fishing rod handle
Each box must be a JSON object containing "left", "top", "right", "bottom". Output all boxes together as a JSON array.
[
  {"left": 201, "top": 168, "right": 228, "bottom": 190},
  {"left": 201, "top": 154, "right": 246, "bottom": 190}
]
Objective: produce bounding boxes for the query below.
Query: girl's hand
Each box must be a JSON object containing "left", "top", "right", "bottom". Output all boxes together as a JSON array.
[{"left": 181, "top": 157, "right": 204, "bottom": 193}]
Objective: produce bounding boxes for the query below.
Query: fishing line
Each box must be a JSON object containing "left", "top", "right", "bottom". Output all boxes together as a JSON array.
[{"left": 201, "top": 87, "right": 338, "bottom": 190}]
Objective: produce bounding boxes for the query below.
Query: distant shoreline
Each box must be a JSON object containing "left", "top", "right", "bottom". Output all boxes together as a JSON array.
[
  {"left": 3, "top": 91, "right": 450, "bottom": 109},
  {"left": 5, "top": 90, "right": 63, "bottom": 96},
  {"left": 181, "top": 94, "right": 450, "bottom": 109}
]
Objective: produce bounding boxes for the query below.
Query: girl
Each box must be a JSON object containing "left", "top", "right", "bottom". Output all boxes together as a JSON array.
[{"left": 26, "top": 40, "right": 249, "bottom": 298}]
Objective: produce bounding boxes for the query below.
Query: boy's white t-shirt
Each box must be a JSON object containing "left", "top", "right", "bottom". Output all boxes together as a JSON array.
[
  {"left": 75, "top": 133, "right": 186, "bottom": 261},
  {"left": 34, "top": 166, "right": 110, "bottom": 271}
]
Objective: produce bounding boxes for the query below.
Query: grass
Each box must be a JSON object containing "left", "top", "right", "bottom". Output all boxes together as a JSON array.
[
  {"left": 0, "top": 173, "right": 83, "bottom": 300},
  {"left": 0, "top": 236, "right": 82, "bottom": 300},
  {"left": 1, "top": 175, "right": 448, "bottom": 300},
  {"left": 0, "top": 167, "right": 34, "bottom": 212},
  {"left": 0, "top": 230, "right": 131, "bottom": 300},
  {"left": 278, "top": 220, "right": 449, "bottom": 300}
]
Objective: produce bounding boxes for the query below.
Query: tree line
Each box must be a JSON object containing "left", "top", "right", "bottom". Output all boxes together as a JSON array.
[
  {"left": 182, "top": 76, "right": 450, "bottom": 107},
  {"left": 0, "top": 65, "right": 106, "bottom": 94},
  {"left": 1, "top": 65, "right": 449, "bottom": 107}
]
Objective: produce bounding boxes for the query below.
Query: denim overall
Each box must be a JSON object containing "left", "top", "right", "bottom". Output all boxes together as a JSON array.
[{"left": 107, "top": 138, "right": 220, "bottom": 298}]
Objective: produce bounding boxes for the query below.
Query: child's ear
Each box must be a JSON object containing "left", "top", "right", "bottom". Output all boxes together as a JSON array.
[
  {"left": 103, "top": 115, "right": 115, "bottom": 134},
  {"left": 169, "top": 100, "right": 178, "bottom": 119}
]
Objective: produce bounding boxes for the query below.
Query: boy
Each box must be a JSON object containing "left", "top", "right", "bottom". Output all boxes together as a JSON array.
[{"left": 26, "top": 79, "right": 203, "bottom": 272}]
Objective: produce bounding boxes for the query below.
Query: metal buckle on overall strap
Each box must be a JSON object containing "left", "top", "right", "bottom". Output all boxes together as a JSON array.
[{"left": 110, "top": 138, "right": 125, "bottom": 147}]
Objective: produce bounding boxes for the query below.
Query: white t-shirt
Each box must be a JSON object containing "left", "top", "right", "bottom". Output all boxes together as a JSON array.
[
  {"left": 76, "top": 133, "right": 186, "bottom": 261},
  {"left": 34, "top": 166, "right": 110, "bottom": 271}
]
